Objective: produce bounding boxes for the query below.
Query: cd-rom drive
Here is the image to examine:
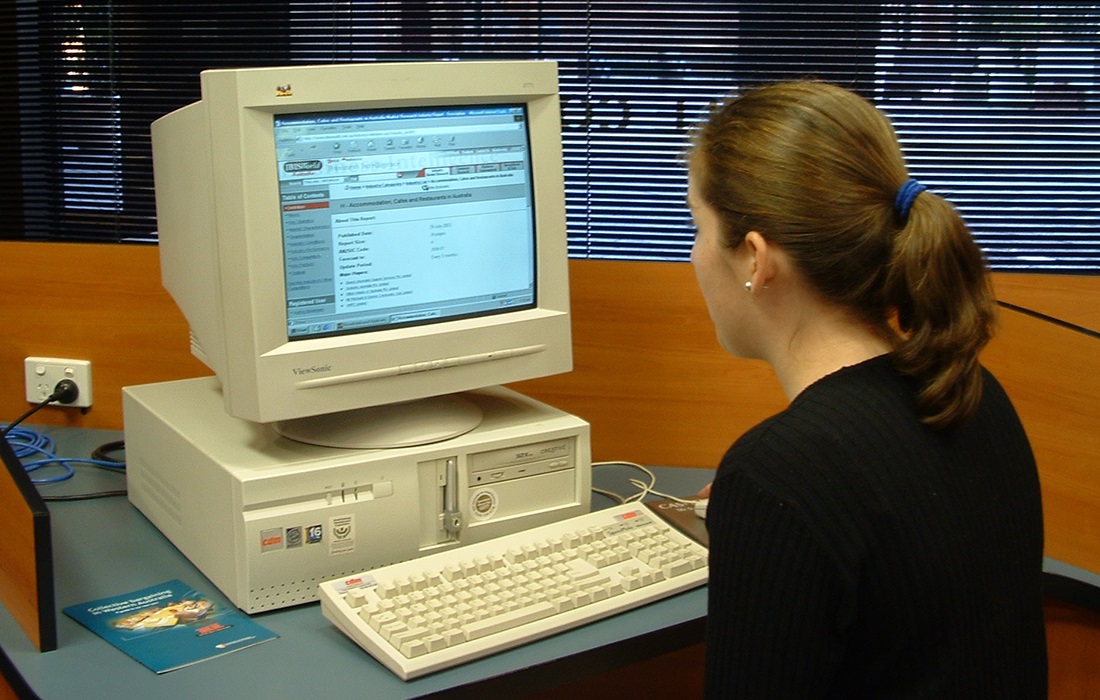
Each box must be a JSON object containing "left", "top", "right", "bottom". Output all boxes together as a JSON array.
[{"left": 123, "top": 377, "right": 591, "bottom": 613}]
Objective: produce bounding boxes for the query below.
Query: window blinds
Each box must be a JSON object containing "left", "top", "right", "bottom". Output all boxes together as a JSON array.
[{"left": 7, "top": 1, "right": 1100, "bottom": 270}]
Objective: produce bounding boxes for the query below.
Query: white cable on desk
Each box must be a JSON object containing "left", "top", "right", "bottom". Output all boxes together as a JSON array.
[{"left": 591, "top": 460, "right": 703, "bottom": 506}]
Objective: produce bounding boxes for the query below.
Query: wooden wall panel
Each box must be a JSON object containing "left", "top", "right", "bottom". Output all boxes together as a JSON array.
[
  {"left": 0, "top": 241, "right": 209, "bottom": 431},
  {"left": 993, "top": 273, "right": 1100, "bottom": 333},
  {"left": 1044, "top": 597, "right": 1100, "bottom": 699},
  {"left": 511, "top": 259, "right": 788, "bottom": 467},
  {"left": 0, "top": 241, "right": 1097, "bottom": 576},
  {"left": 0, "top": 449, "right": 53, "bottom": 652},
  {"left": 982, "top": 308, "right": 1100, "bottom": 573},
  {"left": 1, "top": 240, "right": 1098, "bottom": 695}
]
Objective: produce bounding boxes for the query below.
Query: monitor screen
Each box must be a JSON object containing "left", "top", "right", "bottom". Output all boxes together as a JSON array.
[
  {"left": 150, "top": 60, "right": 572, "bottom": 448},
  {"left": 274, "top": 105, "right": 537, "bottom": 341}
]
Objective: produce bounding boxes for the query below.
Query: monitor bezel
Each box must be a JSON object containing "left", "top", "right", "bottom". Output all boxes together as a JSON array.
[{"left": 154, "top": 60, "right": 572, "bottom": 425}]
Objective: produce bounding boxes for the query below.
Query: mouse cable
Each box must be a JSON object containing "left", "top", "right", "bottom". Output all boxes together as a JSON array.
[
  {"left": 626, "top": 478, "right": 699, "bottom": 505},
  {"left": 591, "top": 460, "right": 658, "bottom": 503}
]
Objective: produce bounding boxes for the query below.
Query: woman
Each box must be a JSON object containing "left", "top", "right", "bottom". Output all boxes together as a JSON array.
[{"left": 687, "top": 82, "right": 1047, "bottom": 697}]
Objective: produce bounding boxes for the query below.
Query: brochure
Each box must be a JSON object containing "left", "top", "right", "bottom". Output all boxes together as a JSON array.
[{"left": 63, "top": 579, "right": 277, "bottom": 673}]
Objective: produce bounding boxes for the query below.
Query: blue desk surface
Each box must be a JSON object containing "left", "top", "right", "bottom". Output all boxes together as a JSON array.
[
  {"left": 5, "top": 426, "right": 1098, "bottom": 699},
  {"left": 0, "top": 426, "right": 713, "bottom": 699}
]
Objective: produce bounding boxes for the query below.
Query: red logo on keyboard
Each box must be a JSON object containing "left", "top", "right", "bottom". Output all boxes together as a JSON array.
[{"left": 345, "top": 577, "right": 364, "bottom": 586}]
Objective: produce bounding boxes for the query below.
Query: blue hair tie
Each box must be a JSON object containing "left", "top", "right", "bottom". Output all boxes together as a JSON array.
[{"left": 894, "top": 178, "right": 926, "bottom": 220}]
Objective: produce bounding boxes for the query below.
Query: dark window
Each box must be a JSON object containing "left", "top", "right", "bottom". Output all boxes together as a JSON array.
[{"left": 6, "top": 2, "right": 1100, "bottom": 271}]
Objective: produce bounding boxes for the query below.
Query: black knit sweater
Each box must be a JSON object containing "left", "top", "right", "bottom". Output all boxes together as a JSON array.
[{"left": 704, "top": 356, "right": 1047, "bottom": 698}]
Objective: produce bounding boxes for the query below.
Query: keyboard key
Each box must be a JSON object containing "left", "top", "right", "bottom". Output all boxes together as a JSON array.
[{"left": 463, "top": 601, "right": 556, "bottom": 641}]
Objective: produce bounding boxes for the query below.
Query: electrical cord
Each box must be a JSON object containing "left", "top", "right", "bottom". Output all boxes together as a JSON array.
[
  {"left": 0, "top": 379, "right": 80, "bottom": 438},
  {"left": 91, "top": 440, "right": 126, "bottom": 464}
]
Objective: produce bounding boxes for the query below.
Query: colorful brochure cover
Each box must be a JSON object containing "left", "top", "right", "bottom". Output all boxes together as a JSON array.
[{"left": 63, "top": 579, "right": 277, "bottom": 673}]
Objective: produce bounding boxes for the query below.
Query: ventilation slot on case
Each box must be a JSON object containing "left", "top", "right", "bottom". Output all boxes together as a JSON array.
[
  {"left": 137, "top": 462, "right": 183, "bottom": 526},
  {"left": 249, "top": 568, "right": 366, "bottom": 611}
]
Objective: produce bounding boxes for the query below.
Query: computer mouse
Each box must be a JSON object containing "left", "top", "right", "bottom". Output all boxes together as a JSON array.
[{"left": 694, "top": 498, "right": 708, "bottom": 519}]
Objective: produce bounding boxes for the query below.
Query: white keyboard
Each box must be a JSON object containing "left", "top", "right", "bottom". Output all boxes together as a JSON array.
[{"left": 318, "top": 502, "right": 709, "bottom": 679}]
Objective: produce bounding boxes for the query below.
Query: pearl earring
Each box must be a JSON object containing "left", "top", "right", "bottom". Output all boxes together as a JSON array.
[{"left": 744, "top": 281, "right": 753, "bottom": 292}]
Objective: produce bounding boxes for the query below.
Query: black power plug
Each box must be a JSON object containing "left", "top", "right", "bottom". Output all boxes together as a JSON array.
[{"left": 51, "top": 379, "right": 80, "bottom": 405}]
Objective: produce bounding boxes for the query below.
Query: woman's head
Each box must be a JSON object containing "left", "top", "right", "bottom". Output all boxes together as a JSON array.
[{"left": 688, "top": 81, "right": 996, "bottom": 430}]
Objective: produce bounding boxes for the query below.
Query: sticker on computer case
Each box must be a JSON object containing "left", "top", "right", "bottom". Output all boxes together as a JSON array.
[
  {"left": 260, "top": 528, "right": 284, "bottom": 553},
  {"left": 469, "top": 489, "right": 498, "bottom": 520},
  {"left": 329, "top": 515, "right": 355, "bottom": 555},
  {"left": 285, "top": 526, "right": 303, "bottom": 548},
  {"left": 306, "top": 524, "right": 323, "bottom": 544}
]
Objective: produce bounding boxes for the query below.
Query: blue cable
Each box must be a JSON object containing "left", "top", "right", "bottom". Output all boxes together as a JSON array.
[{"left": 2, "top": 425, "right": 125, "bottom": 484}]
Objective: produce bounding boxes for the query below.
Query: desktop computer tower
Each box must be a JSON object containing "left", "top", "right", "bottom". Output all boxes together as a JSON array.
[{"left": 122, "top": 377, "right": 591, "bottom": 613}]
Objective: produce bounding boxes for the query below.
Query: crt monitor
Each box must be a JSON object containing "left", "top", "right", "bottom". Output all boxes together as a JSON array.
[{"left": 150, "top": 60, "right": 573, "bottom": 448}]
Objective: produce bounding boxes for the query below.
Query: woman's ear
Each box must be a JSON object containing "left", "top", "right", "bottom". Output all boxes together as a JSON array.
[{"left": 743, "top": 230, "right": 778, "bottom": 292}]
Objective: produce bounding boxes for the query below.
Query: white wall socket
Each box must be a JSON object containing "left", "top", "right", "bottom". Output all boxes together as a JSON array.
[{"left": 24, "top": 357, "right": 94, "bottom": 408}]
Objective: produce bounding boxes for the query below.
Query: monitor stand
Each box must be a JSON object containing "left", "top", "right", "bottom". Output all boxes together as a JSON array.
[{"left": 273, "top": 393, "right": 483, "bottom": 449}]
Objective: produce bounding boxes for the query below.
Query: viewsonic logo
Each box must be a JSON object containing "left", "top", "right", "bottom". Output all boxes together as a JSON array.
[
  {"left": 292, "top": 365, "right": 332, "bottom": 376},
  {"left": 276, "top": 84, "right": 292, "bottom": 97}
]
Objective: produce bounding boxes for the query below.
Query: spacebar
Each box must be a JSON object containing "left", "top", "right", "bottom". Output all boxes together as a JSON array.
[{"left": 462, "top": 602, "right": 556, "bottom": 641}]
